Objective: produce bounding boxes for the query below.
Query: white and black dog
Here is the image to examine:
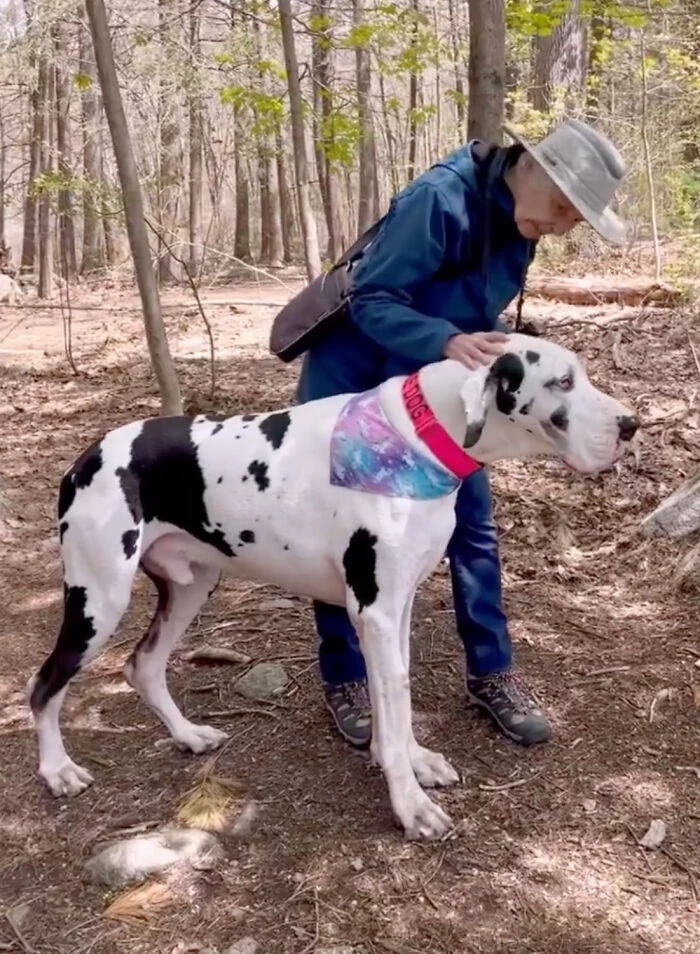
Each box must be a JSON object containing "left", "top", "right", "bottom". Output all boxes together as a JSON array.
[{"left": 28, "top": 334, "right": 638, "bottom": 840}]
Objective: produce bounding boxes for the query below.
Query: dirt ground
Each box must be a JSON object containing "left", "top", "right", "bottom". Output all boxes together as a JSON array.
[{"left": 1, "top": 276, "right": 699, "bottom": 954}]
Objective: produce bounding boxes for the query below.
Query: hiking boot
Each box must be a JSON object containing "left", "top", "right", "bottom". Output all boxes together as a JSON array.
[
  {"left": 324, "top": 679, "right": 372, "bottom": 749},
  {"left": 466, "top": 671, "right": 551, "bottom": 745}
]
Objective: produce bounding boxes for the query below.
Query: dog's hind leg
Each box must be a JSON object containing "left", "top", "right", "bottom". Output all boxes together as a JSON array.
[
  {"left": 29, "top": 566, "right": 137, "bottom": 797},
  {"left": 123, "top": 560, "right": 227, "bottom": 754}
]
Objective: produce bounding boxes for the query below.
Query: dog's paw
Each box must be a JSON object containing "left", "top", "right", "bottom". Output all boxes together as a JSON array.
[
  {"left": 172, "top": 723, "right": 229, "bottom": 754},
  {"left": 409, "top": 744, "right": 459, "bottom": 788},
  {"left": 42, "top": 759, "right": 94, "bottom": 797},
  {"left": 396, "top": 788, "right": 454, "bottom": 841}
]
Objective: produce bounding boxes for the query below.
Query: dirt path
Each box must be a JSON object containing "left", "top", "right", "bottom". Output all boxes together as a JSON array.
[{"left": 1, "top": 282, "right": 699, "bottom": 954}]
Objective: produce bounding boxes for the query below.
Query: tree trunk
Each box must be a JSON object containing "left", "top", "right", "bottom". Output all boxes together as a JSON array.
[
  {"left": 353, "top": 0, "right": 377, "bottom": 235},
  {"left": 253, "top": 18, "right": 283, "bottom": 267},
  {"left": 0, "top": 107, "right": 5, "bottom": 248},
  {"left": 447, "top": 0, "right": 466, "bottom": 140},
  {"left": 37, "top": 54, "right": 54, "bottom": 299},
  {"left": 378, "top": 72, "right": 400, "bottom": 196},
  {"left": 467, "top": 0, "right": 505, "bottom": 144},
  {"left": 275, "top": 127, "right": 295, "bottom": 263},
  {"left": 278, "top": 0, "right": 321, "bottom": 281},
  {"left": 530, "top": 0, "right": 586, "bottom": 113},
  {"left": 55, "top": 23, "right": 78, "bottom": 281},
  {"left": 585, "top": 2, "right": 609, "bottom": 122},
  {"left": 311, "top": 0, "right": 339, "bottom": 261},
  {"left": 188, "top": 3, "right": 203, "bottom": 275},
  {"left": 21, "top": 76, "right": 41, "bottom": 274},
  {"left": 641, "top": 469, "right": 700, "bottom": 539},
  {"left": 407, "top": 0, "right": 420, "bottom": 181},
  {"left": 157, "top": 0, "right": 181, "bottom": 283},
  {"left": 79, "top": 4, "right": 107, "bottom": 274},
  {"left": 525, "top": 275, "right": 683, "bottom": 306},
  {"left": 86, "top": 0, "right": 182, "bottom": 415}
]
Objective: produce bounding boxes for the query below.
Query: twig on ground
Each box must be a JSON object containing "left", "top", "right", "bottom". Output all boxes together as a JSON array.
[
  {"left": 298, "top": 887, "right": 320, "bottom": 954},
  {"left": 478, "top": 771, "right": 542, "bottom": 792},
  {"left": 674, "top": 765, "right": 700, "bottom": 779},
  {"left": 202, "top": 708, "right": 280, "bottom": 720}
]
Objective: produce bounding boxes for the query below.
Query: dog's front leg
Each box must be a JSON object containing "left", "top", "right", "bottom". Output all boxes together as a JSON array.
[
  {"left": 398, "top": 595, "right": 459, "bottom": 790},
  {"left": 353, "top": 599, "right": 454, "bottom": 841}
]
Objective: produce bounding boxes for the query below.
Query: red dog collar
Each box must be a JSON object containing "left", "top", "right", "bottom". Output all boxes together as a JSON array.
[{"left": 401, "top": 371, "right": 482, "bottom": 480}]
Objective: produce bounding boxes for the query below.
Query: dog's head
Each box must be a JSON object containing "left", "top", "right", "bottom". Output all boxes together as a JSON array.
[{"left": 460, "top": 333, "right": 638, "bottom": 474}]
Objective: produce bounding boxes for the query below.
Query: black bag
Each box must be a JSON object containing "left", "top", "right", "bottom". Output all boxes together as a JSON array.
[{"left": 269, "top": 217, "right": 385, "bottom": 363}]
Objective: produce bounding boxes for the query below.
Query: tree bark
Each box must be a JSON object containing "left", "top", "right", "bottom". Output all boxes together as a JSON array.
[
  {"left": 275, "top": 127, "right": 295, "bottom": 262},
  {"left": 467, "top": 0, "right": 505, "bottom": 144},
  {"left": 253, "top": 17, "right": 283, "bottom": 267},
  {"left": 641, "top": 469, "right": 700, "bottom": 539},
  {"left": 21, "top": 68, "right": 41, "bottom": 274},
  {"left": 446, "top": 0, "right": 466, "bottom": 140},
  {"left": 188, "top": 2, "right": 203, "bottom": 274},
  {"left": 55, "top": 22, "right": 78, "bottom": 281},
  {"left": 86, "top": 0, "right": 182, "bottom": 415},
  {"left": 278, "top": 0, "right": 321, "bottom": 280},
  {"left": 157, "top": 0, "right": 181, "bottom": 283},
  {"left": 530, "top": 0, "right": 586, "bottom": 113},
  {"left": 79, "top": 4, "right": 107, "bottom": 274},
  {"left": 311, "top": 0, "right": 340, "bottom": 261},
  {"left": 37, "top": 54, "right": 54, "bottom": 299},
  {"left": 407, "top": 0, "right": 420, "bottom": 181}
]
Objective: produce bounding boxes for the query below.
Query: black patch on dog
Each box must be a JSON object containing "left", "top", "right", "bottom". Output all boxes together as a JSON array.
[
  {"left": 117, "top": 418, "right": 234, "bottom": 557},
  {"left": 519, "top": 398, "right": 534, "bottom": 415},
  {"left": 240, "top": 529, "right": 255, "bottom": 544},
  {"left": 211, "top": 423, "right": 223, "bottom": 435},
  {"left": 526, "top": 350, "right": 540, "bottom": 365},
  {"left": 217, "top": 476, "right": 223, "bottom": 484},
  {"left": 284, "top": 544, "right": 290, "bottom": 551},
  {"left": 489, "top": 353, "right": 525, "bottom": 416},
  {"left": 122, "top": 528, "right": 139, "bottom": 559},
  {"left": 30, "top": 586, "right": 95, "bottom": 711},
  {"left": 259, "top": 411, "right": 291, "bottom": 451},
  {"left": 59, "top": 520, "right": 68, "bottom": 542},
  {"left": 248, "top": 460, "right": 269, "bottom": 492},
  {"left": 550, "top": 406, "right": 569, "bottom": 432},
  {"left": 117, "top": 465, "right": 142, "bottom": 523},
  {"left": 57, "top": 443, "right": 103, "bottom": 519},
  {"left": 242, "top": 414, "right": 256, "bottom": 422},
  {"left": 343, "top": 528, "right": 379, "bottom": 612}
]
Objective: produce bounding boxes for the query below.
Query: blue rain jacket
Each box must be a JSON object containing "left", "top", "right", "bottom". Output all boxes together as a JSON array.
[{"left": 297, "top": 141, "right": 535, "bottom": 402}]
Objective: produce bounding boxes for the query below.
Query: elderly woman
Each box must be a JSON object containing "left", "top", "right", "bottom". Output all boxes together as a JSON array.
[{"left": 290, "top": 118, "right": 627, "bottom": 749}]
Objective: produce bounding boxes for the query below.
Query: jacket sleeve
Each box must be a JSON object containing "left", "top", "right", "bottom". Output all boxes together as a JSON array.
[{"left": 348, "top": 183, "right": 473, "bottom": 364}]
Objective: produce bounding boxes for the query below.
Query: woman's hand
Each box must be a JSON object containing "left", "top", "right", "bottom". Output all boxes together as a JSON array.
[{"left": 442, "top": 331, "right": 508, "bottom": 370}]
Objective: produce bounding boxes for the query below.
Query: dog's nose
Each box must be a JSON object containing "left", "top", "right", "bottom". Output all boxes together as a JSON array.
[{"left": 617, "top": 415, "right": 639, "bottom": 442}]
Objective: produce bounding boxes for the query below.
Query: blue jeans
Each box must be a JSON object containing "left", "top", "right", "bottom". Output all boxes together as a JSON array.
[{"left": 315, "top": 467, "right": 512, "bottom": 684}]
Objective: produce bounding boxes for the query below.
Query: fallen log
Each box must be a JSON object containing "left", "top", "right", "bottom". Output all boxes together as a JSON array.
[
  {"left": 526, "top": 275, "right": 686, "bottom": 307},
  {"left": 641, "top": 468, "right": 700, "bottom": 538}
]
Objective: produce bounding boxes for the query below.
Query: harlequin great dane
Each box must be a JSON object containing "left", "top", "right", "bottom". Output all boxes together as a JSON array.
[{"left": 28, "top": 333, "right": 638, "bottom": 840}]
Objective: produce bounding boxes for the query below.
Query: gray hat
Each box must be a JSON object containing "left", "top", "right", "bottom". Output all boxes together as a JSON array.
[{"left": 503, "top": 118, "right": 627, "bottom": 244}]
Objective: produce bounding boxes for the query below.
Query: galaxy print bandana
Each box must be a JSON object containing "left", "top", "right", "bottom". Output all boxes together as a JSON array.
[{"left": 329, "top": 388, "right": 461, "bottom": 500}]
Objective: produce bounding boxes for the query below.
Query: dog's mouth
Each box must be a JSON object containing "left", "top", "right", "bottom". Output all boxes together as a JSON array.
[{"left": 561, "top": 443, "right": 626, "bottom": 475}]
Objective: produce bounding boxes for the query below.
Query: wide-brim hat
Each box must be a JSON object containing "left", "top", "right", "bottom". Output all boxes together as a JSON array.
[{"left": 503, "top": 119, "right": 627, "bottom": 245}]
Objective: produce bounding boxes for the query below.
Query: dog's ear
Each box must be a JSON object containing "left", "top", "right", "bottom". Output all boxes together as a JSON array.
[{"left": 459, "top": 353, "right": 525, "bottom": 448}]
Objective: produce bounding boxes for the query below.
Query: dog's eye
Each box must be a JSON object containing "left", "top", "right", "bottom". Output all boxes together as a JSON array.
[{"left": 558, "top": 374, "right": 574, "bottom": 392}]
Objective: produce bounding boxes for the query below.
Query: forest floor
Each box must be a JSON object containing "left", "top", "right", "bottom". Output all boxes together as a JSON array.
[{"left": 0, "top": 269, "right": 699, "bottom": 954}]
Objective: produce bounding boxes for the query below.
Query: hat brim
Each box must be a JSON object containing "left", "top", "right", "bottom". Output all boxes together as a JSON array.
[{"left": 503, "top": 124, "right": 627, "bottom": 245}]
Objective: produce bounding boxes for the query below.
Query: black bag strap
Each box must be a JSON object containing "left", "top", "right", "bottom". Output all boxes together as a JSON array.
[{"left": 332, "top": 214, "right": 388, "bottom": 271}]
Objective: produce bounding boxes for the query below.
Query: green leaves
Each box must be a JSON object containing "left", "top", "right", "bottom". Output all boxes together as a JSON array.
[{"left": 73, "top": 72, "right": 92, "bottom": 91}]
